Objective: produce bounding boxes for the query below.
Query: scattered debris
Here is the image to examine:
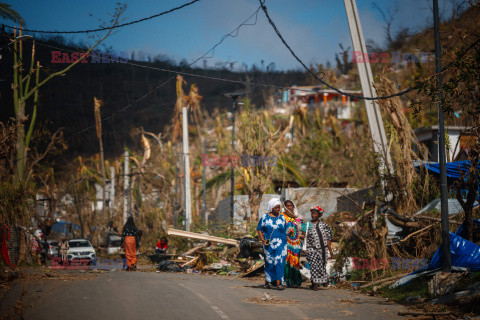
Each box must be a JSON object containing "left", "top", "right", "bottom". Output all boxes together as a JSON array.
[
  {"left": 431, "top": 282, "right": 480, "bottom": 304},
  {"left": 244, "top": 295, "right": 299, "bottom": 305},
  {"left": 359, "top": 273, "right": 410, "bottom": 289},
  {"left": 261, "top": 292, "right": 272, "bottom": 301},
  {"left": 398, "top": 311, "right": 451, "bottom": 317},
  {"left": 240, "top": 260, "right": 264, "bottom": 278},
  {"left": 166, "top": 228, "right": 238, "bottom": 246},
  {"left": 428, "top": 271, "right": 466, "bottom": 297}
]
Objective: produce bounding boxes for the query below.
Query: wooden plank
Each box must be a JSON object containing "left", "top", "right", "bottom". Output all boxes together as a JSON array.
[
  {"left": 240, "top": 261, "right": 265, "bottom": 277},
  {"left": 181, "top": 257, "right": 199, "bottom": 268},
  {"left": 183, "top": 244, "right": 206, "bottom": 256},
  {"left": 167, "top": 228, "right": 239, "bottom": 246}
]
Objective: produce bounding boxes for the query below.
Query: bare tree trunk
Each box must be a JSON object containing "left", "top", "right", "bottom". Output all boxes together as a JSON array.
[
  {"left": 248, "top": 193, "right": 262, "bottom": 221},
  {"left": 456, "top": 156, "right": 479, "bottom": 242},
  {"left": 94, "top": 98, "right": 107, "bottom": 219},
  {"left": 72, "top": 176, "right": 85, "bottom": 239}
]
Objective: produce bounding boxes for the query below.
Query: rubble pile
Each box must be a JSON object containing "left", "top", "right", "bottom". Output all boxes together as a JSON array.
[{"left": 150, "top": 228, "right": 265, "bottom": 277}]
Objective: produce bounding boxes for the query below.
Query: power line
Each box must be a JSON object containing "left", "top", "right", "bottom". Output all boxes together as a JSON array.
[
  {"left": 37, "top": 42, "right": 325, "bottom": 94},
  {"left": 258, "top": 0, "right": 420, "bottom": 101},
  {"left": 36, "top": 7, "right": 270, "bottom": 138},
  {"left": 7, "top": 7, "right": 269, "bottom": 164},
  {"left": 2, "top": 0, "right": 201, "bottom": 34},
  {"left": 189, "top": 6, "right": 261, "bottom": 68}
]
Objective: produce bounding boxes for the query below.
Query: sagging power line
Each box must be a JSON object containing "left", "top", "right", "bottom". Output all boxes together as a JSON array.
[{"left": 2, "top": 0, "right": 201, "bottom": 34}]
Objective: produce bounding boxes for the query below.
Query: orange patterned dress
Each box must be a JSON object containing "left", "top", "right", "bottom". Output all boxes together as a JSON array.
[{"left": 281, "top": 213, "right": 303, "bottom": 287}]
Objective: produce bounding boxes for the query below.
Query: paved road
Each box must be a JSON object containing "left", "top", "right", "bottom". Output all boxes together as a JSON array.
[{"left": 1, "top": 269, "right": 407, "bottom": 320}]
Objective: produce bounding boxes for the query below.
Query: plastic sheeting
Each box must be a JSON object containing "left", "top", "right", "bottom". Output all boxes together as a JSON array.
[
  {"left": 419, "top": 160, "right": 480, "bottom": 180},
  {"left": 424, "top": 232, "right": 480, "bottom": 272},
  {"left": 413, "top": 199, "right": 466, "bottom": 216},
  {"left": 417, "top": 160, "right": 480, "bottom": 202},
  {"left": 51, "top": 221, "right": 79, "bottom": 235},
  {"left": 392, "top": 219, "right": 480, "bottom": 287}
]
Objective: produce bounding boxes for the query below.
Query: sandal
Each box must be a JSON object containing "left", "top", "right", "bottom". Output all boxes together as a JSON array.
[
  {"left": 263, "top": 283, "right": 271, "bottom": 289},
  {"left": 273, "top": 285, "right": 285, "bottom": 290},
  {"left": 312, "top": 284, "right": 320, "bottom": 291}
]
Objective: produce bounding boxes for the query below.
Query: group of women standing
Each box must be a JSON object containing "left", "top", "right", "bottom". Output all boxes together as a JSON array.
[{"left": 257, "top": 198, "right": 334, "bottom": 291}]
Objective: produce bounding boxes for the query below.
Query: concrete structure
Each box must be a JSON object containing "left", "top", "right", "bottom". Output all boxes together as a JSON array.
[
  {"left": 284, "top": 87, "right": 362, "bottom": 120},
  {"left": 213, "top": 187, "right": 366, "bottom": 224},
  {"left": 415, "top": 126, "right": 471, "bottom": 162}
]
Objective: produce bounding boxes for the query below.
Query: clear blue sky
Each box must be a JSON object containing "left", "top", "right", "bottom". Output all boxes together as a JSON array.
[{"left": 3, "top": 0, "right": 461, "bottom": 70}]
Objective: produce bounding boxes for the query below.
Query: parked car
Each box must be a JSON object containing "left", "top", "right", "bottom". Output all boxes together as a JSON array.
[
  {"left": 67, "top": 239, "right": 96, "bottom": 264},
  {"left": 107, "top": 235, "right": 122, "bottom": 255},
  {"left": 45, "top": 239, "right": 59, "bottom": 258}
]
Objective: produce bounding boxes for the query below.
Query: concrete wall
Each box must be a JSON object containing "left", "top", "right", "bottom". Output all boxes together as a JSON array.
[
  {"left": 213, "top": 187, "right": 363, "bottom": 224},
  {"left": 282, "top": 187, "right": 355, "bottom": 220}
]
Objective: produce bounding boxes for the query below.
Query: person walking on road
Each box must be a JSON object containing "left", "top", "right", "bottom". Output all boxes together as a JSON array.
[
  {"left": 58, "top": 237, "right": 69, "bottom": 266},
  {"left": 301, "top": 206, "right": 334, "bottom": 290},
  {"left": 121, "top": 216, "right": 140, "bottom": 271},
  {"left": 281, "top": 200, "right": 304, "bottom": 288},
  {"left": 30, "top": 229, "right": 43, "bottom": 265},
  {"left": 257, "top": 198, "right": 287, "bottom": 290}
]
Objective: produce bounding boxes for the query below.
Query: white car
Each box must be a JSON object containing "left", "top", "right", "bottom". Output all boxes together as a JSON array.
[{"left": 67, "top": 239, "right": 96, "bottom": 264}]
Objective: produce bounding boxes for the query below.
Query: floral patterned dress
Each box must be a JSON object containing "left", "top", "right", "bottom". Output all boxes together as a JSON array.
[{"left": 257, "top": 213, "right": 287, "bottom": 283}]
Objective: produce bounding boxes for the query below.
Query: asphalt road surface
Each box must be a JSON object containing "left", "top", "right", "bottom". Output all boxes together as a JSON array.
[{"left": 1, "top": 269, "right": 408, "bottom": 320}]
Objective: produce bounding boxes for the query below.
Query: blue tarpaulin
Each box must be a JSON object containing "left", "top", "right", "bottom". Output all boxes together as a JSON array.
[
  {"left": 425, "top": 220, "right": 480, "bottom": 272},
  {"left": 51, "top": 221, "right": 79, "bottom": 235},
  {"left": 417, "top": 160, "right": 480, "bottom": 202},
  {"left": 393, "top": 219, "right": 480, "bottom": 287}
]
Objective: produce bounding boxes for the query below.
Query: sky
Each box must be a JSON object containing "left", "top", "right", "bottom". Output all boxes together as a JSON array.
[{"left": 3, "top": 0, "right": 463, "bottom": 71}]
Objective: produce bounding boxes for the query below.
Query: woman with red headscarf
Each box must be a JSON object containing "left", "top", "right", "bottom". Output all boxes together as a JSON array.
[{"left": 301, "top": 206, "right": 334, "bottom": 290}]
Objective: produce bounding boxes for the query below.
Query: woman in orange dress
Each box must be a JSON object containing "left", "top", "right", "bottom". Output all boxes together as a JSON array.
[{"left": 121, "top": 217, "right": 140, "bottom": 271}]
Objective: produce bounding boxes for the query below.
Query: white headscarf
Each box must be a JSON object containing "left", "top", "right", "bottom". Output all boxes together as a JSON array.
[
  {"left": 283, "top": 200, "right": 305, "bottom": 220},
  {"left": 267, "top": 198, "right": 281, "bottom": 212}
]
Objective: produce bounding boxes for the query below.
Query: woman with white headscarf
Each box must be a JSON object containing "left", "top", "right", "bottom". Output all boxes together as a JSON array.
[{"left": 257, "top": 198, "right": 287, "bottom": 290}]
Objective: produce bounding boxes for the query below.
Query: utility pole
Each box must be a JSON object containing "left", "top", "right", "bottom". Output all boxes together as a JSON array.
[
  {"left": 182, "top": 105, "right": 192, "bottom": 231},
  {"left": 225, "top": 92, "right": 245, "bottom": 221},
  {"left": 110, "top": 166, "right": 115, "bottom": 211},
  {"left": 123, "top": 151, "right": 129, "bottom": 225},
  {"left": 202, "top": 138, "right": 207, "bottom": 223},
  {"left": 433, "top": 0, "right": 451, "bottom": 272},
  {"left": 344, "top": 0, "right": 393, "bottom": 177},
  {"left": 174, "top": 165, "right": 178, "bottom": 228}
]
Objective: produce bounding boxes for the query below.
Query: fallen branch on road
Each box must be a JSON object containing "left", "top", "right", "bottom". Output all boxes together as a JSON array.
[{"left": 359, "top": 272, "right": 410, "bottom": 289}]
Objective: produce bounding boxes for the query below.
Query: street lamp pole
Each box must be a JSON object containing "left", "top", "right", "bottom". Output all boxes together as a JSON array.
[
  {"left": 433, "top": 0, "right": 451, "bottom": 271},
  {"left": 225, "top": 92, "right": 245, "bottom": 221}
]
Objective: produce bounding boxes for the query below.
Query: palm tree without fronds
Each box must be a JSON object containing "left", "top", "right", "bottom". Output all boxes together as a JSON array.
[{"left": 0, "top": 3, "right": 24, "bottom": 24}]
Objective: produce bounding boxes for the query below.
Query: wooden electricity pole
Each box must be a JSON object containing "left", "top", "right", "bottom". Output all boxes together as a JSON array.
[
  {"left": 344, "top": 0, "right": 393, "bottom": 177},
  {"left": 123, "top": 151, "right": 130, "bottom": 225}
]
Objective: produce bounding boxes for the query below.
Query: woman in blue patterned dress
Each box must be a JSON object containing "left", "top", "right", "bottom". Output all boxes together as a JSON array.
[{"left": 257, "top": 198, "right": 287, "bottom": 290}]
